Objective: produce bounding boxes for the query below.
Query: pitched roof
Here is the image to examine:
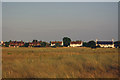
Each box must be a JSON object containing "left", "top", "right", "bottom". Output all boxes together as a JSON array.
[
  {"left": 51, "top": 41, "right": 62, "bottom": 44},
  {"left": 70, "top": 41, "right": 82, "bottom": 44}
]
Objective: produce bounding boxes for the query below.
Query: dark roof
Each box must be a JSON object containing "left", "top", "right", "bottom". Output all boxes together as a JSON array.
[{"left": 97, "top": 41, "right": 113, "bottom": 44}]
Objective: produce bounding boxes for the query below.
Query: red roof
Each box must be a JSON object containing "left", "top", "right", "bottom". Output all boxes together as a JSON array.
[
  {"left": 9, "top": 41, "right": 24, "bottom": 46},
  {"left": 51, "top": 41, "right": 62, "bottom": 44},
  {"left": 29, "top": 41, "right": 41, "bottom": 46},
  {"left": 70, "top": 41, "right": 82, "bottom": 44},
  {"left": 29, "top": 42, "right": 33, "bottom": 44}
]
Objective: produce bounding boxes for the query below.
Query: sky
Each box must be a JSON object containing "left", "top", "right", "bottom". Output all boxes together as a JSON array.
[
  {"left": 118, "top": 2, "right": 120, "bottom": 40},
  {"left": 0, "top": 2, "right": 1, "bottom": 41},
  {"left": 1, "top": 0, "right": 120, "bottom": 2},
  {"left": 2, "top": 2, "right": 118, "bottom": 42}
]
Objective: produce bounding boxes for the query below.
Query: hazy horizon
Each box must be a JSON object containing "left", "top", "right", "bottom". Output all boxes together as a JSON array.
[{"left": 2, "top": 2, "right": 118, "bottom": 42}]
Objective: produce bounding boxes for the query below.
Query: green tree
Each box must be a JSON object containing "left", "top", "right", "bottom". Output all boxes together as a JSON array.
[
  {"left": 9, "top": 40, "right": 12, "bottom": 43},
  {"left": 114, "top": 41, "right": 120, "bottom": 48},
  {"left": 63, "top": 37, "right": 71, "bottom": 47},
  {"left": 76, "top": 40, "right": 82, "bottom": 42},
  {"left": 32, "top": 40, "right": 38, "bottom": 43},
  {"left": 24, "top": 43, "right": 29, "bottom": 47},
  {"left": 88, "top": 40, "right": 96, "bottom": 48},
  {"left": 5, "top": 42, "right": 9, "bottom": 47},
  {"left": 55, "top": 43, "right": 63, "bottom": 47},
  {"left": 83, "top": 42, "right": 88, "bottom": 47},
  {"left": 41, "top": 42, "right": 47, "bottom": 47}
]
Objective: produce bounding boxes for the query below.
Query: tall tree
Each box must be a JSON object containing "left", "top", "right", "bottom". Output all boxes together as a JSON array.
[
  {"left": 63, "top": 37, "right": 71, "bottom": 47},
  {"left": 32, "top": 40, "right": 38, "bottom": 43}
]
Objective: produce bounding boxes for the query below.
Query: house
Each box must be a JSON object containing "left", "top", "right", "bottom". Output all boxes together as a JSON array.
[
  {"left": 1, "top": 41, "right": 5, "bottom": 46},
  {"left": 28, "top": 41, "right": 42, "bottom": 47},
  {"left": 70, "top": 41, "right": 83, "bottom": 47},
  {"left": 32, "top": 41, "right": 42, "bottom": 47},
  {"left": 0, "top": 41, "right": 3, "bottom": 46},
  {"left": 96, "top": 39, "right": 114, "bottom": 48},
  {"left": 9, "top": 41, "right": 24, "bottom": 47},
  {"left": 28, "top": 42, "right": 33, "bottom": 47},
  {"left": 50, "top": 41, "right": 83, "bottom": 47},
  {"left": 50, "top": 41, "right": 63, "bottom": 46}
]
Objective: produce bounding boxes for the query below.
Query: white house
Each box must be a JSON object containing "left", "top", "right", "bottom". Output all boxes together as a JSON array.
[
  {"left": 50, "top": 41, "right": 63, "bottom": 46},
  {"left": 96, "top": 39, "right": 114, "bottom": 48},
  {"left": 0, "top": 41, "right": 3, "bottom": 46},
  {"left": 70, "top": 41, "right": 83, "bottom": 47}
]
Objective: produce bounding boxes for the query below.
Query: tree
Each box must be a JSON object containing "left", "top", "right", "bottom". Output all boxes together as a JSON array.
[
  {"left": 55, "top": 43, "right": 63, "bottom": 47},
  {"left": 114, "top": 41, "right": 120, "bottom": 48},
  {"left": 83, "top": 42, "right": 88, "bottom": 47},
  {"left": 76, "top": 40, "right": 82, "bottom": 42},
  {"left": 88, "top": 40, "right": 96, "bottom": 48},
  {"left": 32, "top": 40, "right": 38, "bottom": 43},
  {"left": 9, "top": 40, "right": 12, "bottom": 43},
  {"left": 5, "top": 42, "right": 9, "bottom": 47},
  {"left": 41, "top": 42, "right": 47, "bottom": 47},
  {"left": 55, "top": 43, "right": 60, "bottom": 47},
  {"left": 24, "top": 43, "right": 29, "bottom": 47},
  {"left": 63, "top": 37, "right": 71, "bottom": 47}
]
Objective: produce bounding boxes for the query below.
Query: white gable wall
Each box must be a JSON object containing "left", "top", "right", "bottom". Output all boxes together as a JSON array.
[
  {"left": 96, "top": 44, "right": 114, "bottom": 48},
  {"left": 70, "top": 42, "right": 83, "bottom": 47}
]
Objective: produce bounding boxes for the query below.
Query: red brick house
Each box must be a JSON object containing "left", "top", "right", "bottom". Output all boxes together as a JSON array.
[
  {"left": 50, "top": 41, "right": 63, "bottom": 46},
  {"left": 28, "top": 41, "right": 42, "bottom": 47},
  {"left": 9, "top": 41, "right": 24, "bottom": 47}
]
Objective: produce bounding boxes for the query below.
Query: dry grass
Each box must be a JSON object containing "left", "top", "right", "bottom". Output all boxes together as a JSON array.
[{"left": 2, "top": 47, "right": 119, "bottom": 78}]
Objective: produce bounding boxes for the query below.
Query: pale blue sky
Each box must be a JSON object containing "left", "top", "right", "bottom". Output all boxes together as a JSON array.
[{"left": 2, "top": 2, "right": 118, "bottom": 42}]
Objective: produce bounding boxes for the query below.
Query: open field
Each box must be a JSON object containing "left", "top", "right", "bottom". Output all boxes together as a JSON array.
[{"left": 2, "top": 47, "right": 119, "bottom": 78}]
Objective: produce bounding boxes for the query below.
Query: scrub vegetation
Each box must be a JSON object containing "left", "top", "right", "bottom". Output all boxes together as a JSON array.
[{"left": 2, "top": 47, "right": 119, "bottom": 78}]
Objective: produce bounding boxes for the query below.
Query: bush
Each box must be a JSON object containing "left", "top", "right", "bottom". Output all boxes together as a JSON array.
[
  {"left": 41, "top": 42, "right": 47, "bottom": 47},
  {"left": 24, "top": 43, "right": 29, "bottom": 47},
  {"left": 8, "top": 53, "right": 12, "bottom": 55},
  {"left": 5, "top": 42, "right": 9, "bottom": 47}
]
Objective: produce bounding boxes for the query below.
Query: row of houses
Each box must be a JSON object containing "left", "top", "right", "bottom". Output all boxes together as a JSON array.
[
  {"left": 0, "top": 40, "right": 43, "bottom": 47},
  {"left": 50, "top": 39, "right": 118, "bottom": 48},
  {"left": 50, "top": 41, "right": 83, "bottom": 47},
  {"left": 1, "top": 41, "right": 25, "bottom": 47},
  {"left": 0, "top": 40, "right": 83, "bottom": 47},
  {"left": 0, "top": 39, "right": 120, "bottom": 48}
]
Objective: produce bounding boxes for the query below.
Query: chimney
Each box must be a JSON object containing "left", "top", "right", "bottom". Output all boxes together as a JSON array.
[
  {"left": 112, "top": 39, "right": 114, "bottom": 44},
  {"left": 112, "top": 39, "right": 114, "bottom": 42},
  {"left": 96, "top": 39, "right": 98, "bottom": 46},
  {"left": 96, "top": 39, "right": 98, "bottom": 43}
]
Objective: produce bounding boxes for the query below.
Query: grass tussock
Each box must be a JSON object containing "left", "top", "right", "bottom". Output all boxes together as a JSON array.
[{"left": 2, "top": 47, "right": 119, "bottom": 78}]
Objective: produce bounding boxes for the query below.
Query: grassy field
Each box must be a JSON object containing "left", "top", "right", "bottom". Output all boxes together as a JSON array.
[{"left": 2, "top": 47, "right": 119, "bottom": 78}]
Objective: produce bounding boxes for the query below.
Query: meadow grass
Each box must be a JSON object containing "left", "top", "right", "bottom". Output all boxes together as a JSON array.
[{"left": 2, "top": 47, "right": 119, "bottom": 78}]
